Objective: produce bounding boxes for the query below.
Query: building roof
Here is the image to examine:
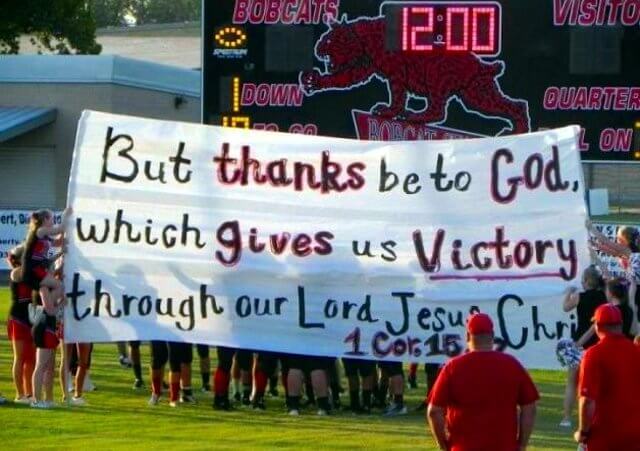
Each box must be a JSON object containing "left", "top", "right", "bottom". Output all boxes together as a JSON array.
[
  {"left": 0, "top": 106, "right": 57, "bottom": 142},
  {"left": 0, "top": 55, "right": 200, "bottom": 98}
]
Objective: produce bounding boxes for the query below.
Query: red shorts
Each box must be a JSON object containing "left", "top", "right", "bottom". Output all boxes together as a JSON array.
[
  {"left": 33, "top": 266, "right": 47, "bottom": 281},
  {"left": 7, "top": 318, "right": 32, "bottom": 341},
  {"left": 7, "top": 319, "right": 36, "bottom": 363},
  {"left": 43, "top": 329, "right": 59, "bottom": 349}
]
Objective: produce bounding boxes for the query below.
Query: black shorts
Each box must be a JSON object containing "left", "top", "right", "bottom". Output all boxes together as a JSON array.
[
  {"left": 196, "top": 344, "right": 209, "bottom": 359},
  {"left": 32, "top": 313, "right": 57, "bottom": 349},
  {"left": 378, "top": 361, "right": 403, "bottom": 377},
  {"left": 168, "top": 341, "right": 193, "bottom": 372},
  {"left": 236, "top": 349, "right": 254, "bottom": 371},
  {"left": 342, "top": 358, "right": 375, "bottom": 378},
  {"left": 216, "top": 346, "right": 235, "bottom": 372},
  {"left": 281, "top": 354, "right": 332, "bottom": 372},
  {"left": 150, "top": 341, "right": 168, "bottom": 370},
  {"left": 256, "top": 352, "right": 279, "bottom": 371}
]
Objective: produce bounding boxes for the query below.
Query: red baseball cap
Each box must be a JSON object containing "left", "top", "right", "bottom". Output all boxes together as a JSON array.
[
  {"left": 592, "top": 304, "right": 622, "bottom": 325},
  {"left": 467, "top": 313, "right": 494, "bottom": 335}
]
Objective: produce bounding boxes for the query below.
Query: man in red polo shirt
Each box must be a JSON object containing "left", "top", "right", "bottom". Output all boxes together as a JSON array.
[
  {"left": 427, "top": 313, "right": 539, "bottom": 451},
  {"left": 575, "top": 304, "right": 640, "bottom": 450}
]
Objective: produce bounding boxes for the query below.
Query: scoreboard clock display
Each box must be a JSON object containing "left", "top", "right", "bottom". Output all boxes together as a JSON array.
[{"left": 202, "top": 0, "right": 640, "bottom": 162}]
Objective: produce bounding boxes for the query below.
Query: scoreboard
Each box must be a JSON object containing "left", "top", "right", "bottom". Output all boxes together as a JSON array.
[{"left": 202, "top": 0, "right": 640, "bottom": 162}]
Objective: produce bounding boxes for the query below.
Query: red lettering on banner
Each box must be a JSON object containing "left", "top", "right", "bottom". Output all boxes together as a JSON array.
[
  {"left": 213, "top": 143, "right": 366, "bottom": 193},
  {"left": 214, "top": 220, "right": 335, "bottom": 266}
]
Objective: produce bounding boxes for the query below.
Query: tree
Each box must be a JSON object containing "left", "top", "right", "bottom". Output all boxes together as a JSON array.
[
  {"left": 130, "top": 0, "right": 200, "bottom": 25},
  {"left": 91, "top": 0, "right": 131, "bottom": 28},
  {"left": 0, "top": 0, "right": 101, "bottom": 54}
]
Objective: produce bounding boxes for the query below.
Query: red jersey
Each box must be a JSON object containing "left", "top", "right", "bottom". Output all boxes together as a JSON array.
[
  {"left": 428, "top": 351, "right": 539, "bottom": 451},
  {"left": 31, "top": 237, "right": 51, "bottom": 262},
  {"left": 578, "top": 333, "right": 640, "bottom": 451}
]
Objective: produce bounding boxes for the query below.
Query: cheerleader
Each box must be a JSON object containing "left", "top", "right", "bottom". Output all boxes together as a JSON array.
[{"left": 6, "top": 245, "right": 35, "bottom": 403}]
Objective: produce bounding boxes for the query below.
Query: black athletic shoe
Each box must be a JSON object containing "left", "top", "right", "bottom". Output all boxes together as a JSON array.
[
  {"left": 213, "top": 395, "right": 233, "bottom": 411},
  {"left": 133, "top": 378, "right": 144, "bottom": 389},
  {"left": 268, "top": 386, "right": 279, "bottom": 397},
  {"left": 374, "top": 397, "right": 387, "bottom": 409},
  {"left": 350, "top": 405, "right": 370, "bottom": 415},
  {"left": 408, "top": 375, "right": 418, "bottom": 389},
  {"left": 252, "top": 399, "right": 266, "bottom": 411},
  {"left": 233, "top": 392, "right": 241, "bottom": 403},
  {"left": 241, "top": 392, "right": 251, "bottom": 406},
  {"left": 180, "top": 394, "right": 197, "bottom": 404}
]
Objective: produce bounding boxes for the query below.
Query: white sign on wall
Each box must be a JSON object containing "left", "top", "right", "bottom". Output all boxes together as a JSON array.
[{"left": 0, "top": 210, "right": 61, "bottom": 269}]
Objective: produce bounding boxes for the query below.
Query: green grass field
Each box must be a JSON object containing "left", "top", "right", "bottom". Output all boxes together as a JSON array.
[{"left": 0, "top": 287, "right": 577, "bottom": 450}]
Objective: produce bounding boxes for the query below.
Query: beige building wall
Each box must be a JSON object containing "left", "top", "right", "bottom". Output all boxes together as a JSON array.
[{"left": 0, "top": 83, "right": 199, "bottom": 209}]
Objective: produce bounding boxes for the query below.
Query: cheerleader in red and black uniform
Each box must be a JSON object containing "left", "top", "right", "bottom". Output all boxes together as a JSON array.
[
  {"left": 24, "top": 209, "right": 70, "bottom": 408},
  {"left": 6, "top": 245, "right": 35, "bottom": 403},
  {"left": 30, "top": 260, "right": 66, "bottom": 409},
  {"left": 148, "top": 341, "right": 168, "bottom": 406},
  {"left": 20, "top": 209, "right": 70, "bottom": 305}
]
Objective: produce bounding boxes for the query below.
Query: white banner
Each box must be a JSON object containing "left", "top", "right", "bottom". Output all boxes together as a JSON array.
[
  {"left": 0, "top": 210, "right": 61, "bottom": 269},
  {"left": 65, "top": 111, "right": 591, "bottom": 368}
]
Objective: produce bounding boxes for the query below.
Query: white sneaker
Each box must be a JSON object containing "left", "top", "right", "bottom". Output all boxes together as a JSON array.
[
  {"left": 70, "top": 396, "right": 86, "bottom": 406},
  {"left": 559, "top": 419, "right": 572, "bottom": 428},
  {"left": 148, "top": 394, "right": 160, "bottom": 406},
  {"left": 14, "top": 396, "right": 31, "bottom": 405},
  {"left": 119, "top": 355, "right": 132, "bottom": 368},
  {"left": 30, "top": 400, "right": 51, "bottom": 409},
  {"left": 84, "top": 375, "right": 96, "bottom": 392},
  {"left": 383, "top": 403, "right": 408, "bottom": 417},
  {"left": 317, "top": 409, "right": 329, "bottom": 416},
  {"left": 169, "top": 400, "right": 178, "bottom": 408},
  {"left": 288, "top": 409, "right": 300, "bottom": 416}
]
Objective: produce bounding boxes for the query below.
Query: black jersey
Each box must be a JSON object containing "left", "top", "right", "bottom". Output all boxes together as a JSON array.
[
  {"left": 574, "top": 289, "right": 607, "bottom": 348},
  {"left": 9, "top": 280, "right": 33, "bottom": 325}
]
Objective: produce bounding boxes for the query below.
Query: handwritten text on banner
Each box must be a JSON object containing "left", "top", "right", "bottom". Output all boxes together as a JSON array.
[{"left": 64, "top": 111, "right": 590, "bottom": 368}]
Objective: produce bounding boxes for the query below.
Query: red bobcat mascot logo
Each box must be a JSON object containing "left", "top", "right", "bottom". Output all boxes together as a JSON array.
[{"left": 300, "top": 16, "right": 530, "bottom": 135}]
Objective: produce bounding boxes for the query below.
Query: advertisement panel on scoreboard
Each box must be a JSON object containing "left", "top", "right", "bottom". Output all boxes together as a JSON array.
[{"left": 202, "top": 0, "right": 640, "bottom": 162}]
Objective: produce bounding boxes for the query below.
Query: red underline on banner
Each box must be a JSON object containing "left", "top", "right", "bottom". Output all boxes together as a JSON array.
[{"left": 429, "top": 272, "right": 563, "bottom": 281}]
